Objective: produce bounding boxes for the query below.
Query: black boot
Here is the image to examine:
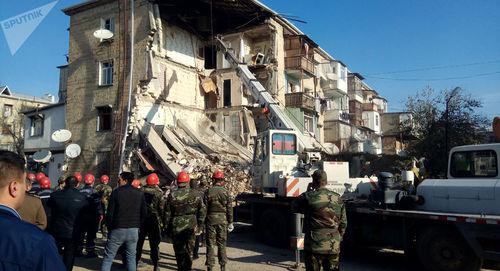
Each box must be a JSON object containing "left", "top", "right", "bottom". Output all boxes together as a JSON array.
[
  {"left": 220, "top": 265, "right": 225, "bottom": 271},
  {"left": 207, "top": 267, "right": 212, "bottom": 271},
  {"left": 153, "top": 264, "right": 160, "bottom": 271}
]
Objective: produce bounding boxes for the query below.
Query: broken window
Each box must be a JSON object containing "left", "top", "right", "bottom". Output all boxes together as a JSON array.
[
  {"left": 101, "top": 17, "right": 115, "bottom": 33},
  {"left": 30, "top": 114, "right": 44, "bottom": 137},
  {"left": 223, "top": 79, "right": 231, "bottom": 107},
  {"left": 96, "top": 106, "right": 112, "bottom": 131},
  {"left": 204, "top": 46, "right": 217, "bottom": 69},
  {"left": 94, "top": 151, "right": 111, "bottom": 177},
  {"left": 3, "top": 104, "right": 12, "bottom": 117},
  {"left": 304, "top": 114, "right": 314, "bottom": 134},
  {"left": 99, "top": 60, "right": 114, "bottom": 86}
]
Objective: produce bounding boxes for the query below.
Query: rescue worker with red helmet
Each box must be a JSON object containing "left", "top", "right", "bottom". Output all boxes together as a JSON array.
[
  {"left": 74, "top": 172, "right": 84, "bottom": 189},
  {"left": 28, "top": 172, "right": 45, "bottom": 195},
  {"left": 77, "top": 173, "right": 103, "bottom": 258},
  {"left": 204, "top": 169, "right": 233, "bottom": 271},
  {"left": 191, "top": 178, "right": 208, "bottom": 260},
  {"left": 136, "top": 173, "right": 165, "bottom": 271},
  {"left": 94, "top": 174, "right": 113, "bottom": 236},
  {"left": 163, "top": 171, "right": 206, "bottom": 271},
  {"left": 38, "top": 177, "right": 53, "bottom": 221}
]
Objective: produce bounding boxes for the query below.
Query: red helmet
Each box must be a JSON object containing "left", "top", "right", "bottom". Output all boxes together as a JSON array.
[
  {"left": 40, "top": 177, "right": 51, "bottom": 189},
  {"left": 146, "top": 173, "right": 159, "bottom": 186},
  {"left": 84, "top": 174, "right": 95, "bottom": 185},
  {"left": 74, "top": 172, "right": 83, "bottom": 182},
  {"left": 131, "top": 179, "right": 141, "bottom": 188},
  {"left": 27, "top": 173, "right": 36, "bottom": 181},
  {"left": 35, "top": 172, "right": 46, "bottom": 182},
  {"left": 177, "top": 171, "right": 190, "bottom": 183},
  {"left": 100, "top": 175, "right": 110, "bottom": 184},
  {"left": 212, "top": 169, "right": 224, "bottom": 179}
]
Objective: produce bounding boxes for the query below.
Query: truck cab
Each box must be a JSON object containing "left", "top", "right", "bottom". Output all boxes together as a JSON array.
[
  {"left": 417, "top": 143, "right": 500, "bottom": 215},
  {"left": 252, "top": 130, "right": 319, "bottom": 196}
]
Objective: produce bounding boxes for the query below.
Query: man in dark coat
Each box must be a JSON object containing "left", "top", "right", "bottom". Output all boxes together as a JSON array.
[
  {"left": 48, "top": 176, "right": 90, "bottom": 271},
  {"left": 0, "top": 150, "right": 65, "bottom": 271}
]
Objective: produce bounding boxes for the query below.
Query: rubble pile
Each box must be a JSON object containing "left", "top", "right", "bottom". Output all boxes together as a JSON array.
[{"left": 137, "top": 118, "right": 253, "bottom": 197}]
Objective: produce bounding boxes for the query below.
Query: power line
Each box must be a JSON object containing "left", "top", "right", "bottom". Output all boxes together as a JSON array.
[
  {"left": 364, "top": 71, "right": 500, "bottom": 81},
  {"left": 365, "top": 60, "right": 500, "bottom": 75}
]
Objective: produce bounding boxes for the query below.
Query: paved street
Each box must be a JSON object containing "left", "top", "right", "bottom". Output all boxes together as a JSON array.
[{"left": 72, "top": 225, "right": 500, "bottom": 271}]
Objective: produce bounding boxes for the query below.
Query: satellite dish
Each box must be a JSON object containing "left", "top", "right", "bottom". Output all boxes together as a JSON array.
[
  {"left": 65, "top": 143, "right": 81, "bottom": 159},
  {"left": 93, "top": 29, "right": 114, "bottom": 39},
  {"left": 51, "top": 129, "right": 72, "bottom": 143},
  {"left": 33, "top": 150, "right": 52, "bottom": 163}
]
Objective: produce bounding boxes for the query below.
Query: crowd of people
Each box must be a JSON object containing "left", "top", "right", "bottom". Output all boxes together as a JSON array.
[
  {"left": 0, "top": 150, "right": 233, "bottom": 271},
  {"left": 0, "top": 149, "right": 346, "bottom": 271}
]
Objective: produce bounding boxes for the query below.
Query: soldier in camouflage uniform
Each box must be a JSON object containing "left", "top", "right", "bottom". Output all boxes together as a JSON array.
[
  {"left": 204, "top": 169, "right": 233, "bottom": 271},
  {"left": 292, "top": 170, "right": 347, "bottom": 271},
  {"left": 163, "top": 171, "right": 206, "bottom": 271},
  {"left": 136, "top": 173, "right": 165, "bottom": 271},
  {"left": 191, "top": 178, "right": 207, "bottom": 259},
  {"left": 94, "top": 175, "right": 113, "bottom": 236}
]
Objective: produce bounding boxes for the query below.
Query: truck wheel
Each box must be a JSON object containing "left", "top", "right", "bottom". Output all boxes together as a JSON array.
[
  {"left": 417, "top": 227, "right": 481, "bottom": 271},
  {"left": 259, "top": 208, "right": 288, "bottom": 247}
]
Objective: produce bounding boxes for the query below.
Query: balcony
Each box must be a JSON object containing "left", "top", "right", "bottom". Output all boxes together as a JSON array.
[
  {"left": 285, "top": 56, "right": 316, "bottom": 78},
  {"left": 362, "top": 102, "right": 377, "bottom": 112},
  {"left": 321, "top": 79, "right": 347, "bottom": 98},
  {"left": 325, "top": 109, "right": 350, "bottom": 122},
  {"left": 285, "top": 92, "right": 316, "bottom": 112}
]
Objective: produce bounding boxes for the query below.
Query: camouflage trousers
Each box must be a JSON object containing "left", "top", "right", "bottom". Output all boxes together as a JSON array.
[
  {"left": 205, "top": 224, "right": 227, "bottom": 267},
  {"left": 172, "top": 229, "right": 196, "bottom": 271},
  {"left": 304, "top": 251, "right": 339, "bottom": 271}
]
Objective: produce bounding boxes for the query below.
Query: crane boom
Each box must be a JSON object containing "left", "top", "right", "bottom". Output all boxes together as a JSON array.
[{"left": 215, "top": 36, "right": 316, "bottom": 151}]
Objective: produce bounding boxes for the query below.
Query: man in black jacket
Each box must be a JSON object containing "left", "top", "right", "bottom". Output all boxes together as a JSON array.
[
  {"left": 48, "top": 176, "right": 90, "bottom": 271},
  {"left": 101, "top": 172, "right": 147, "bottom": 271}
]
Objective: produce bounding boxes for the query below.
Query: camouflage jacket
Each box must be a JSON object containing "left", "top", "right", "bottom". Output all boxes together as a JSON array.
[
  {"left": 292, "top": 187, "right": 347, "bottom": 254},
  {"left": 204, "top": 185, "right": 233, "bottom": 226},
  {"left": 94, "top": 184, "right": 113, "bottom": 199},
  {"left": 163, "top": 186, "right": 206, "bottom": 235},
  {"left": 142, "top": 185, "right": 165, "bottom": 224}
]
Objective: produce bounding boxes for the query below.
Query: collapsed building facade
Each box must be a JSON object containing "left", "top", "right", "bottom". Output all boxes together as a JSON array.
[{"left": 62, "top": 0, "right": 394, "bottom": 188}]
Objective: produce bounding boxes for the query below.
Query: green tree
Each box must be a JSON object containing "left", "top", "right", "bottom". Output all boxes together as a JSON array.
[{"left": 404, "top": 87, "right": 488, "bottom": 178}]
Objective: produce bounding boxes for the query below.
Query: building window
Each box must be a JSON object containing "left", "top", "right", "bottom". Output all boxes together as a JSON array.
[
  {"left": 223, "top": 79, "right": 231, "bottom": 107},
  {"left": 340, "top": 66, "right": 347, "bottom": 81},
  {"left": 99, "top": 60, "right": 114, "bottom": 86},
  {"left": 3, "top": 104, "right": 12, "bottom": 117},
  {"left": 1, "top": 124, "right": 11, "bottom": 135},
  {"left": 96, "top": 106, "right": 112, "bottom": 131},
  {"left": 101, "top": 17, "right": 115, "bottom": 33},
  {"left": 304, "top": 114, "right": 314, "bottom": 134},
  {"left": 94, "top": 152, "right": 111, "bottom": 176},
  {"left": 375, "top": 115, "right": 379, "bottom": 126},
  {"left": 30, "top": 115, "right": 44, "bottom": 137}
]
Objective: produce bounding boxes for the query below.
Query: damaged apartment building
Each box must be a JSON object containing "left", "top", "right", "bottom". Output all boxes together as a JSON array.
[{"left": 62, "top": 0, "right": 391, "bottom": 185}]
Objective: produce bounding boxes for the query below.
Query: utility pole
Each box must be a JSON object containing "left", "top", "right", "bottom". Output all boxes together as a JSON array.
[{"left": 444, "top": 87, "right": 459, "bottom": 164}]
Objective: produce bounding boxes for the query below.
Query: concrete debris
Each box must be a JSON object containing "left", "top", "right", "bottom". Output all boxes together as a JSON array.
[{"left": 138, "top": 118, "right": 253, "bottom": 197}]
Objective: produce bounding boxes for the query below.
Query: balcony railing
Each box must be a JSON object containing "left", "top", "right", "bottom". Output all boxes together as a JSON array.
[
  {"left": 285, "top": 56, "right": 316, "bottom": 77},
  {"left": 362, "top": 103, "right": 377, "bottom": 112},
  {"left": 285, "top": 92, "right": 316, "bottom": 111}
]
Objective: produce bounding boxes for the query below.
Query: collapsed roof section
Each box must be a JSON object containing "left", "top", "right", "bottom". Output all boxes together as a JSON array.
[{"left": 155, "top": 0, "right": 274, "bottom": 39}]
